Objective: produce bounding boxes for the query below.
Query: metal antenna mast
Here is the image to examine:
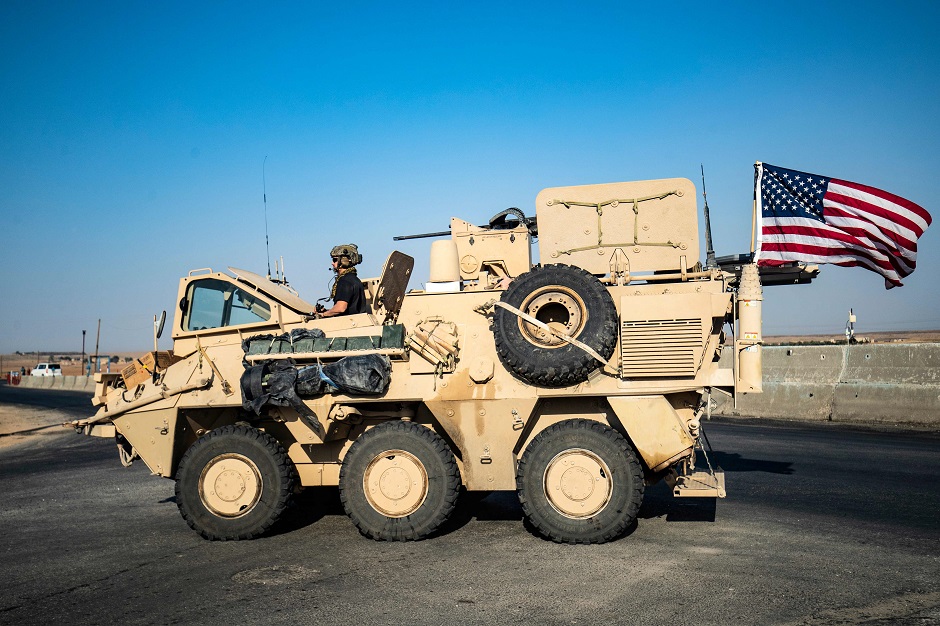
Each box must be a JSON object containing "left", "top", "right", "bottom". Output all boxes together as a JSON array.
[
  {"left": 263, "top": 156, "right": 272, "bottom": 279},
  {"left": 701, "top": 164, "right": 717, "bottom": 268}
]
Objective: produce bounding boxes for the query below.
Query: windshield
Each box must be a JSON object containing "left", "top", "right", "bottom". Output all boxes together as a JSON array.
[{"left": 184, "top": 279, "right": 272, "bottom": 331}]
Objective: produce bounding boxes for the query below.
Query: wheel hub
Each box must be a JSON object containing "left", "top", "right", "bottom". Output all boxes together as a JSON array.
[
  {"left": 543, "top": 449, "right": 613, "bottom": 519},
  {"left": 199, "top": 453, "right": 263, "bottom": 518},
  {"left": 519, "top": 287, "right": 586, "bottom": 348},
  {"left": 363, "top": 450, "right": 429, "bottom": 518}
]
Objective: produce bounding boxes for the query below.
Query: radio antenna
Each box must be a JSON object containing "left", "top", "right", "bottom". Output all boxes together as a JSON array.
[
  {"left": 701, "top": 164, "right": 717, "bottom": 268},
  {"left": 263, "top": 155, "right": 272, "bottom": 279}
]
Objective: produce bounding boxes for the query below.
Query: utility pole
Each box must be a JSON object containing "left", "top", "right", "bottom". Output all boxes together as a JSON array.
[{"left": 93, "top": 319, "right": 101, "bottom": 374}]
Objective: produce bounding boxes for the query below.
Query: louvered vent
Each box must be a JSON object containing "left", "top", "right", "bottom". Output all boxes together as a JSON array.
[{"left": 621, "top": 318, "right": 703, "bottom": 378}]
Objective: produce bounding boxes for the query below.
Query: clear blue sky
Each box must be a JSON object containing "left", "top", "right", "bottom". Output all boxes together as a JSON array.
[{"left": 1, "top": 1, "right": 938, "bottom": 353}]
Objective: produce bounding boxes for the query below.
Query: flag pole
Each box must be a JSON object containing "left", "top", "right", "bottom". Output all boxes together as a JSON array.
[{"left": 751, "top": 161, "right": 761, "bottom": 256}]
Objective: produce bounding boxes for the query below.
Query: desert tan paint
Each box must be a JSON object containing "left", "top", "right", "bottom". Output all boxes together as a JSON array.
[
  {"left": 537, "top": 178, "right": 699, "bottom": 275},
  {"left": 77, "top": 178, "right": 755, "bottom": 493}
]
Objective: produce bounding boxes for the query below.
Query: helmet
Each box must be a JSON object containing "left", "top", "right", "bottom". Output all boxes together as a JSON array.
[{"left": 330, "top": 243, "right": 362, "bottom": 267}]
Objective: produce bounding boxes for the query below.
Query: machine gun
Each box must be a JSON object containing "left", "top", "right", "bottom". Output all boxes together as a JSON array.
[{"left": 394, "top": 208, "right": 537, "bottom": 241}]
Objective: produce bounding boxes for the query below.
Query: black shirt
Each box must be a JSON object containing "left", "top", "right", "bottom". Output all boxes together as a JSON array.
[{"left": 334, "top": 272, "right": 371, "bottom": 315}]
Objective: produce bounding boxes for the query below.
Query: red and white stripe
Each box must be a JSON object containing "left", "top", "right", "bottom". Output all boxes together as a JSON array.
[{"left": 758, "top": 170, "right": 932, "bottom": 289}]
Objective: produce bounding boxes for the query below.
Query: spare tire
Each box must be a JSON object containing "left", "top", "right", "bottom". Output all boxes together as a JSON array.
[{"left": 493, "top": 264, "right": 618, "bottom": 387}]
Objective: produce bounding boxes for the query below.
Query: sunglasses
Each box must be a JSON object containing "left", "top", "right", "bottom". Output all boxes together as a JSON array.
[{"left": 331, "top": 257, "right": 341, "bottom": 262}]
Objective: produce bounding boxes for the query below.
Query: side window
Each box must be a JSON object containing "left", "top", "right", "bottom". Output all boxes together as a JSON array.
[
  {"left": 230, "top": 287, "right": 272, "bottom": 325},
  {"left": 184, "top": 279, "right": 272, "bottom": 331}
]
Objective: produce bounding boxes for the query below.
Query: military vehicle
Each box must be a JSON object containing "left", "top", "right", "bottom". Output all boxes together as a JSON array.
[{"left": 73, "top": 177, "right": 816, "bottom": 544}]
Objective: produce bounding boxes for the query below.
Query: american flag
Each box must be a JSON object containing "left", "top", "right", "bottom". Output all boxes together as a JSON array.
[{"left": 755, "top": 162, "right": 932, "bottom": 288}]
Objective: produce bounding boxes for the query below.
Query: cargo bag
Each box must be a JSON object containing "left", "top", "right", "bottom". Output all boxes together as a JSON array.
[
  {"left": 321, "top": 354, "right": 392, "bottom": 395},
  {"left": 239, "top": 359, "right": 324, "bottom": 438}
]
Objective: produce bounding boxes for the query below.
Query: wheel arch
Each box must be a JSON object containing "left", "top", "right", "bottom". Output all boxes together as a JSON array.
[
  {"left": 171, "top": 407, "right": 243, "bottom": 477},
  {"left": 514, "top": 395, "right": 698, "bottom": 476},
  {"left": 513, "top": 398, "right": 619, "bottom": 459}
]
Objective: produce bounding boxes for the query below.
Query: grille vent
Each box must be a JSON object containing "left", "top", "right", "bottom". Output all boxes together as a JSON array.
[{"left": 620, "top": 318, "right": 703, "bottom": 378}]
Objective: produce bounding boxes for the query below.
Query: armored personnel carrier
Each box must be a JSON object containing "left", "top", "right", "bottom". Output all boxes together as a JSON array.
[{"left": 74, "top": 177, "right": 815, "bottom": 543}]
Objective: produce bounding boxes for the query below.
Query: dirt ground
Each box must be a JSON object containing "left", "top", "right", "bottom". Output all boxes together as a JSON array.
[{"left": 0, "top": 403, "right": 74, "bottom": 450}]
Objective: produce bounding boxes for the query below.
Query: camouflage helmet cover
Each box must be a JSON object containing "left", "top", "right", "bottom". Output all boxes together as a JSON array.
[{"left": 330, "top": 243, "right": 362, "bottom": 266}]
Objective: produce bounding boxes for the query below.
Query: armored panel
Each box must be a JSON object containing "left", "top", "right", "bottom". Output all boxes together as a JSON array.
[
  {"left": 619, "top": 293, "right": 710, "bottom": 378},
  {"left": 536, "top": 178, "right": 698, "bottom": 275},
  {"left": 372, "top": 251, "right": 414, "bottom": 318},
  {"left": 451, "top": 218, "right": 531, "bottom": 281}
]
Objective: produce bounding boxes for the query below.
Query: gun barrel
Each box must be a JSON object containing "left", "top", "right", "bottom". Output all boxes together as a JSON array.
[{"left": 393, "top": 230, "right": 452, "bottom": 241}]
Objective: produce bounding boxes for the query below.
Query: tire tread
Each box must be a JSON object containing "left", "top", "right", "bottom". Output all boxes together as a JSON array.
[
  {"left": 175, "top": 424, "right": 297, "bottom": 541},
  {"left": 494, "top": 264, "right": 618, "bottom": 388},
  {"left": 516, "top": 419, "right": 644, "bottom": 544},
  {"left": 339, "top": 421, "right": 461, "bottom": 541}
]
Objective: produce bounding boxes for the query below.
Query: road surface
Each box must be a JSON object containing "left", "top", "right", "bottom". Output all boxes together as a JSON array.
[{"left": 0, "top": 386, "right": 938, "bottom": 625}]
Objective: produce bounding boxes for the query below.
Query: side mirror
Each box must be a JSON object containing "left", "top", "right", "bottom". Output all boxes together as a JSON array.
[{"left": 155, "top": 311, "right": 167, "bottom": 340}]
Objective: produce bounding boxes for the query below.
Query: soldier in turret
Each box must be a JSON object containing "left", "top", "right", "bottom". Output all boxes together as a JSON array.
[{"left": 318, "top": 243, "right": 371, "bottom": 317}]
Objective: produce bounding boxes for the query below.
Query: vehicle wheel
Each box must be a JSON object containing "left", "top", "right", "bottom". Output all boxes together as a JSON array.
[
  {"left": 175, "top": 424, "right": 297, "bottom": 540},
  {"left": 493, "top": 264, "right": 618, "bottom": 387},
  {"left": 517, "top": 419, "right": 644, "bottom": 544},
  {"left": 339, "top": 421, "right": 461, "bottom": 541}
]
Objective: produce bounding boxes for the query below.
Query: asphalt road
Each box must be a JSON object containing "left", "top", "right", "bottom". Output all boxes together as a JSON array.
[{"left": 1, "top": 386, "right": 938, "bottom": 625}]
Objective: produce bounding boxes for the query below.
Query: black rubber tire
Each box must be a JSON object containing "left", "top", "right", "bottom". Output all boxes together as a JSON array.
[
  {"left": 516, "top": 419, "right": 644, "bottom": 544},
  {"left": 493, "top": 264, "right": 618, "bottom": 388},
  {"left": 175, "top": 424, "right": 297, "bottom": 540},
  {"left": 339, "top": 421, "right": 461, "bottom": 541}
]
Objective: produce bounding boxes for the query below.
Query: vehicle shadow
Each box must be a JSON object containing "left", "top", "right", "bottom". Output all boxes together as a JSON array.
[
  {"left": 431, "top": 490, "right": 524, "bottom": 538},
  {"left": 708, "top": 451, "right": 794, "bottom": 474},
  {"left": 160, "top": 456, "right": 777, "bottom": 537},
  {"left": 269, "top": 481, "right": 727, "bottom": 538},
  {"left": 639, "top": 482, "right": 717, "bottom": 522},
  {"left": 269, "top": 487, "right": 346, "bottom": 537}
]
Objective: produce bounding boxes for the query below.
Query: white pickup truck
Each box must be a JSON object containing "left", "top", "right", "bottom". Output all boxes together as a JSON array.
[{"left": 31, "top": 363, "right": 62, "bottom": 377}]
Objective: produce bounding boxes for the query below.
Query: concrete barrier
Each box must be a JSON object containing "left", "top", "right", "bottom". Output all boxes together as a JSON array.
[
  {"left": 715, "top": 343, "right": 940, "bottom": 426},
  {"left": 9, "top": 374, "right": 93, "bottom": 392}
]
